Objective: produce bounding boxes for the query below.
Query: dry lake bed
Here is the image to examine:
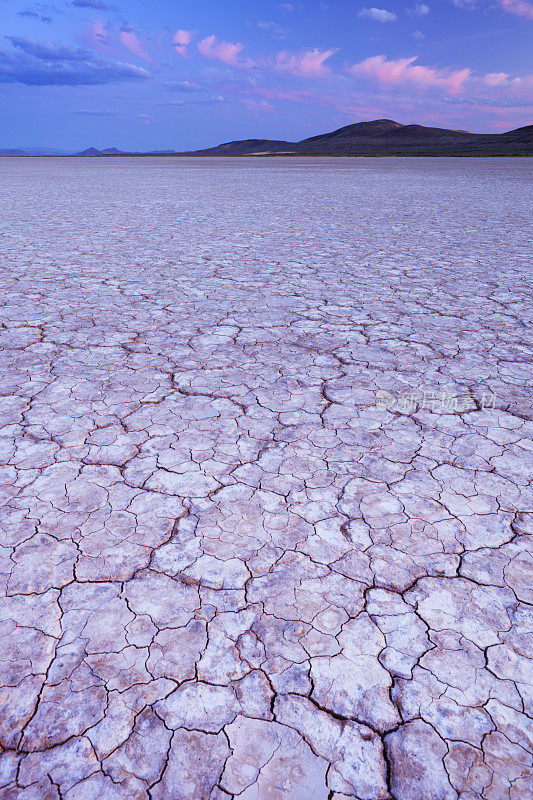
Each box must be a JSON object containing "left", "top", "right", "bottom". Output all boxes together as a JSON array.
[{"left": 0, "top": 156, "right": 532, "bottom": 799}]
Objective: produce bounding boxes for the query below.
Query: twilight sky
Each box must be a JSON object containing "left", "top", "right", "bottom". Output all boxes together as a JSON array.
[{"left": 1, "top": 0, "right": 531, "bottom": 150}]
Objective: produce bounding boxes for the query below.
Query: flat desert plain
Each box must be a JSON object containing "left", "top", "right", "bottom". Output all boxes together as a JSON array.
[{"left": 0, "top": 156, "right": 531, "bottom": 800}]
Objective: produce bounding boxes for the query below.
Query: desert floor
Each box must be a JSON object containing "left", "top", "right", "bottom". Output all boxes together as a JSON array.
[{"left": 0, "top": 156, "right": 531, "bottom": 799}]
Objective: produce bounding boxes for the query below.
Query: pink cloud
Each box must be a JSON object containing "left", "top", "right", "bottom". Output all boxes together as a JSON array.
[
  {"left": 243, "top": 99, "right": 275, "bottom": 116},
  {"left": 348, "top": 55, "right": 471, "bottom": 95},
  {"left": 255, "top": 87, "right": 308, "bottom": 102},
  {"left": 173, "top": 29, "right": 193, "bottom": 56},
  {"left": 119, "top": 30, "right": 152, "bottom": 63},
  {"left": 87, "top": 20, "right": 112, "bottom": 54},
  {"left": 484, "top": 72, "right": 510, "bottom": 86},
  {"left": 274, "top": 48, "right": 337, "bottom": 77},
  {"left": 492, "top": 119, "right": 517, "bottom": 129},
  {"left": 92, "top": 20, "right": 107, "bottom": 43},
  {"left": 500, "top": 0, "right": 533, "bottom": 19},
  {"left": 481, "top": 71, "right": 533, "bottom": 97},
  {"left": 198, "top": 35, "right": 252, "bottom": 67},
  {"left": 512, "top": 74, "right": 533, "bottom": 92},
  {"left": 254, "top": 86, "right": 388, "bottom": 119},
  {"left": 252, "top": 83, "right": 529, "bottom": 133}
]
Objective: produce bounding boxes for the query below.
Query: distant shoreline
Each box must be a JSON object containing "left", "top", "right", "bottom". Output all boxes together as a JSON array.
[{"left": 1, "top": 153, "right": 532, "bottom": 158}]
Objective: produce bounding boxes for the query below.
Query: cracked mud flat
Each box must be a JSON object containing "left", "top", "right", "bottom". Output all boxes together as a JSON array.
[{"left": 0, "top": 155, "right": 532, "bottom": 800}]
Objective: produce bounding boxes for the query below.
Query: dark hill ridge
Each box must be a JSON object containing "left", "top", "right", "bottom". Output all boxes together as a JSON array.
[
  {"left": 196, "top": 138, "right": 297, "bottom": 155},
  {"left": 302, "top": 118, "right": 404, "bottom": 142},
  {"left": 180, "top": 119, "right": 532, "bottom": 157}
]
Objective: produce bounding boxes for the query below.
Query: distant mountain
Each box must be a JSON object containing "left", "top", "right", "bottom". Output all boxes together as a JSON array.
[
  {"left": 23, "top": 147, "right": 66, "bottom": 155},
  {"left": 75, "top": 146, "right": 126, "bottom": 156},
  {"left": 179, "top": 119, "right": 533, "bottom": 157},
  {"left": 0, "top": 147, "right": 68, "bottom": 156}
]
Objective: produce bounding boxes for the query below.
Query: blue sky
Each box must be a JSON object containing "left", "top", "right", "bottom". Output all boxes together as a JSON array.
[{"left": 1, "top": 0, "right": 531, "bottom": 150}]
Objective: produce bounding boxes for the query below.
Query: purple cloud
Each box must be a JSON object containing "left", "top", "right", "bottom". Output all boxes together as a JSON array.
[
  {"left": 0, "top": 37, "right": 150, "bottom": 85},
  {"left": 17, "top": 10, "right": 53, "bottom": 24},
  {"left": 8, "top": 36, "right": 92, "bottom": 60},
  {"left": 72, "top": 0, "right": 114, "bottom": 9}
]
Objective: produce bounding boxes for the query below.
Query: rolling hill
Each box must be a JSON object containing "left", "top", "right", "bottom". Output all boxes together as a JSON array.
[{"left": 179, "top": 119, "right": 533, "bottom": 157}]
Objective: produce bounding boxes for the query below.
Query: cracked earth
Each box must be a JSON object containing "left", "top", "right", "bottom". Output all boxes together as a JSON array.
[{"left": 0, "top": 156, "right": 531, "bottom": 799}]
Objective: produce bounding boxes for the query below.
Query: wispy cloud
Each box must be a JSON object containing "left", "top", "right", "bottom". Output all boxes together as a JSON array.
[
  {"left": 500, "top": 0, "right": 533, "bottom": 18},
  {"left": 17, "top": 9, "right": 53, "bottom": 24},
  {"left": 198, "top": 35, "right": 252, "bottom": 67},
  {"left": 407, "top": 3, "right": 430, "bottom": 16},
  {"left": 173, "top": 30, "right": 193, "bottom": 56},
  {"left": 167, "top": 79, "right": 204, "bottom": 92},
  {"left": 484, "top": 72, "right": 511, "bottom": 86},
  {"left": 348, "top": 54, "right": 471, "bottom": 94},
  {"left": 243, "top": 98, "right": 275, "bottom": 115},
  {"left": 253, "top": 84, "right": 393, "bottom": 120},
  {"left": 119, "top": 30, "right": 152, "bottom": 63},
  {"left": 482, "top": 70, "right": 533, "bottom": 92},
  {"left": 87, "top": 19, "right": 113, "bottom": 53},
  {"left": 72, "top": 0, "right": 114, "bottom": 8},
  {"left": 166, "top": 96, "right": 226, "bottom": 108},
  {"left": 254, "top": 21, "right": 291, "bottom": 38},
  {"left": 357, "top": 8, "right": 398, "bottom": 22},
  {"left": 274, "top": 48, "right": 337, "bottom": 76},
  {"left": 69, "top": 109, "right": 119, "bottom": 115}
]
